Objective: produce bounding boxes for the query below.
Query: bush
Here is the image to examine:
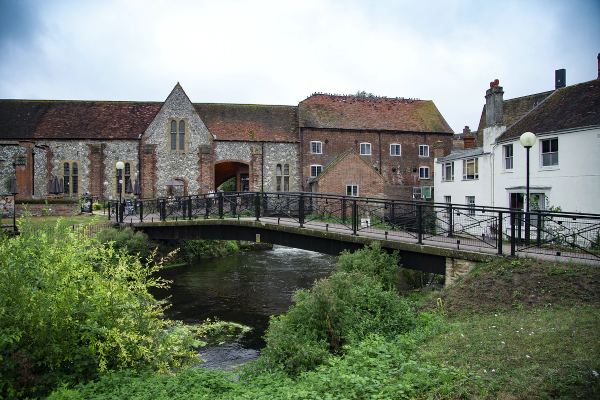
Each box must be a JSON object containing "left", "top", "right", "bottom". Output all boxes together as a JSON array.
[
  {"left": 92, "top": 202, "right": 103, "bottom": 211},
  {"left": 0, "top": 219, "right": 200, "bottom": 398},
  {"left": 259, "top": 244, "right": 415, "bottom": 375},
  {"left": 95, "top": 227, "right": 152, "bottom": 260}
]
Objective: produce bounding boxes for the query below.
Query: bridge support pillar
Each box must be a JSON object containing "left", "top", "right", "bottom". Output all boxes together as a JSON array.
[{"left": 445, "top": 257, "right": 477, "bottom": 286}]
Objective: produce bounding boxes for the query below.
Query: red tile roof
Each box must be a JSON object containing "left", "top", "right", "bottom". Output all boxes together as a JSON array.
[
  {"left": 299, "top": 94, "right": 453, "bottom": 133},
  {"left": 499, "top": 79, "right": 600, "bottom": 141},
  {"left": 194, "top": 103, "right": 298, "bottom": 142},
  {"left": 0, "top": 100, "right": 162, "bottom": 140}
]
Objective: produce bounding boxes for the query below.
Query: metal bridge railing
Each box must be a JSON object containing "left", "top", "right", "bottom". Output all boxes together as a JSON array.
[{"left": 108, "top": 192, "right": 600, "bottom": 262}]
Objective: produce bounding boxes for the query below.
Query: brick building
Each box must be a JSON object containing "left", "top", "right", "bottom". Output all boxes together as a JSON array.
[{"left": 0, "top": 84, "right": 453, "bottom": 202}]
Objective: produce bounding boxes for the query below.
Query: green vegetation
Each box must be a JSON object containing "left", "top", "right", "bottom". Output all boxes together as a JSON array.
[
  {"left": 3, "top": 221, "right": 598, "bottom": 399},
  {"left": 219, "top": 177, "right": 236, "bottom": 192},
  {"left": 0, "top": 218, "right": 202, "bottom": 399}
]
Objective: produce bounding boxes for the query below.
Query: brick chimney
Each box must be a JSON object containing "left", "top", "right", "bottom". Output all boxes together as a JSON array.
[
  {"left": 555, "top": 69, "right": 566, "bottom": 89},
  {"left": 464, "top": 137, "right": 475, "bottom": 149},
  {"left": 483, "top": 80, "right": 506, "bottom": 152},
  {"left": 485, "top": 80, "right": 504, "bottom": 127}
]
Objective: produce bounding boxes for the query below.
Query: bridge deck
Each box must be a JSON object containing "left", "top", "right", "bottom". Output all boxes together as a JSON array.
[{"left": 120, "top": 213, "right": 600, "bottom": 267}]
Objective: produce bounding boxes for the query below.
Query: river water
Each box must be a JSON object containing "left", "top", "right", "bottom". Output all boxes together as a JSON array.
[{"left": 149, "top": 245, "right": 337, "bottom": 369}]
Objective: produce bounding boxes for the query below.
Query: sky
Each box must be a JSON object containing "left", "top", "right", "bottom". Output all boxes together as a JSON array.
[{"left": 0, "top": 0, "right": 599, "bottom": 134}]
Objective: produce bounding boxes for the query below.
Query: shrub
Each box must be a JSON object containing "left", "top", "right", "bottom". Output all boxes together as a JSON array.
[
  {"left": 335, "top": 242, "right": 401, "bottom": 290},
  {"left": 257, "top": 243, "right": 416, "bottom": 375},
  {"left": 95, "top": 227, "right": 152, "bottom": 260},
  {"left": 92, "top": 202, "right": 103, "bottom": 211},
  {"left": 0, "top": 219, "right": 200, "bottom": 398}
]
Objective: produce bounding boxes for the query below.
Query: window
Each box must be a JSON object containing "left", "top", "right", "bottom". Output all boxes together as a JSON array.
[
  {"left": 346, "top": 184, "right": 359, "bottom": 197},
  {"left": 503, "top": 144, "right": 513, "bottom": 170},
  {"left": 419, "top": 145, "right": 429, "bottom": 157},
  {"left": 169, "top": 119, "right": 186, "bottom": 152},
  {"left": 390, "top": 143, "right": 401, "bottom": 156},
  {"left": 310, "top": 165, "right": 322, "bottom": 178},
  {"left": 462, "top": 158, "right": 479, "bottom": 180},
  {"left": 445, "top": 196, "right": 451, "bottom": 204},
  {"left": 466, "top": 196, "right": 475, "bottom": 215},
  {"left": 541, "top": 138, "right": 558, "bottom": 167},
  {"left": 360, "top": 143, "right": 371, "bottom": 155},
  {"left": 419, "top": 166, "right": 430, "bottom": 179},
  {"left": 61, "top": 161, "right": 79, "bottom": 196},
  {"left": 276, "top": 163, "right": 290, "bottom": 191},
  {"left": 310, "top": 141, "right": 322, "bottom": 154},
  {"left": 413, "top": 187, "right": 432, "bottom": 200},
  {"left": 442, "top": 162, "right": 454, "bottom": 181}
]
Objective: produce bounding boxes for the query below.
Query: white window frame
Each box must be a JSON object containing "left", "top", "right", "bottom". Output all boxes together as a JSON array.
[
  {"left": 419, "top": 166, "right": 430, "bottom": 179},
  {"left": 466, "top": 196, "right": 475, "bottom": 215},
  {"left": 413, "top": 187, "right": 432, "bottom": 200},
  {"left": 390, "top": 143, "right": 401, "bottom": 156},
  {"left": 540, "top": 137, "right": 559, "bottom": 168},
  {"left": 360, "top": 143, "right": 371, "bottom": 155},
  {"left": 503, "top": 144, "right": 513, "bottom": 171},
  {"left": 419, "top": 145, "right": 429, "bottom": 157},
  {"left": 346, "top": 184, "right": 359, "bottom": 197},
  {"left": 310, "top": 141, "right": 322, "bottom": 154},
  {"left": 462, "top": 158, "right": 479, "bottom": 180},
  {"left": 442, "top": 162, "right": 454, "bottom": 181},
  {"left": 310, "top": 164, "right": 322, "bottom": 178}
]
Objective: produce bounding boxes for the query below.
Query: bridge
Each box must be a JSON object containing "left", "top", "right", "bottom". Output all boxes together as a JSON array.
[{"left": 106, "top": 192, "right": 600, "bottom": 283}]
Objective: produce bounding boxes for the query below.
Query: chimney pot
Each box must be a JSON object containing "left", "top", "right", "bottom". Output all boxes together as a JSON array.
[{"left": 555, "top": 69, "right": 566, "bottom": 89}]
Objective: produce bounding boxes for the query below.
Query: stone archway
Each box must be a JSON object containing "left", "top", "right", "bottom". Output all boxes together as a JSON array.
[{"left": 214, "top": 161, "right": 250, "bottom": 191}]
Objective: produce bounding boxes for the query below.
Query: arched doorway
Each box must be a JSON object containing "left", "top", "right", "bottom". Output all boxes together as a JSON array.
[{"left": 214, "top": 161, "right": 250, "bottom": 192}]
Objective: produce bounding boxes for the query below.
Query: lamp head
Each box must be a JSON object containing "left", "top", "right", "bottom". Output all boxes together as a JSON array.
[
  {"left": 519, "top": 131, "right": 537, "bottom": 148},
  {"left": 116, "top": 161, "right": 125, "bottom": 170}
]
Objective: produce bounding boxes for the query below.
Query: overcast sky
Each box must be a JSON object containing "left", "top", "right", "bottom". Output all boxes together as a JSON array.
[{"left": 1, "top": 0, "right": 598, "bottom": 133}]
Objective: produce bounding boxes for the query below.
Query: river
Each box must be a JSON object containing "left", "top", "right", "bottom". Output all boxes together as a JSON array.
[{"left": 149, "top": 245, "right": 337, "bottom": 369}]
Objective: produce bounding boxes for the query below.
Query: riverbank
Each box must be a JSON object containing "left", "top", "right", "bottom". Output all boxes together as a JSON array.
[{"left": 50, "top": 256, "right": 600, "bottom": 399}]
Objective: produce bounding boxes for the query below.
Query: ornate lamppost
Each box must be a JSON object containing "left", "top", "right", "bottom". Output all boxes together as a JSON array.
[{"left": 116, "top": 161, "right": 124, "bottom": 204}]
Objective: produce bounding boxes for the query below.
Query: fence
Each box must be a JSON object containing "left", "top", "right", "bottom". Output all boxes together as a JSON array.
[{"left": 108, "top": 192, "right": 600, "bottom": 263}]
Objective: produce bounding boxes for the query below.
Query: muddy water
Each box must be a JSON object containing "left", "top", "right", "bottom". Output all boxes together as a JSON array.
[{"left": 149, "top": 245, "right": 337, "bottom": 369}]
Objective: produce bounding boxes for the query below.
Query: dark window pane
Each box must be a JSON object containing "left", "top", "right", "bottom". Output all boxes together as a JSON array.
[
  {"left": 276, "top": 176, "right": 281, "bottom": 191},
  {"left": 179, "top": 120, "right": 185, "bottom": 133},
  {"left": 72, "top": 176, "right": 78, "bottom": 194},
  {"left": 284, "top": 164, "right": 289, "bottom": 175},
  {"left": 72, "top": 162, "right": 78, "bottom": 175},
  {"left": 125, "top": 162, "right": 130, "bottom": 175},
  {"left": 284, "top": 177, "right": 289, "bottom": 191},
  {"left": 179, "top": 133, "right": 185, "bottom": 150},
  {"left": 171, "top": 120, "right": 177, "bottom": 132},
  {"left": 64, "top": 163, "right": 69, "bottom": 176},
  {"left": 171, "top": 133, "right": 177, "bottom": 150},
  {"left": 64, "top": 177, "right": 69, "bottom": 193}
]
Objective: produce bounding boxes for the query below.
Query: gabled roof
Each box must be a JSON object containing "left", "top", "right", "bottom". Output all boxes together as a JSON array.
[
  {"left": 498, "top": 78, "right": 600, "bottom": 141},
  {"left": 310, "top": 149, "right": 384, "bottom": 183},
  {"left": 193, "top": 103, "right": 298, "bottom": 142},
  {"left": 475, "top": 90, "right": 554, "bottom": 135},
  {"left": 0, "top": 100, "right": 162, "bottom": 140},
  {"left": 299, "top": 94, "right": 453, "bottom": 133}
]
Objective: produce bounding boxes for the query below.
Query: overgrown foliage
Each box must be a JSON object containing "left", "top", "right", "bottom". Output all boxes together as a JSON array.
[
  {"left": 0, "top": 218, "right": 201, "bottom": 398},
  {"left": 95, "top": 226, "right": 152, "bottom": 260}
]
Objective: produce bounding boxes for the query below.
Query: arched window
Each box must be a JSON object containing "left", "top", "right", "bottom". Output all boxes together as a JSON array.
[
  {"left": 60, "top": 161, "right": 79, "bottom": 196},
  {"left": 169, "top": 119, "right": 186, "bottom": 152},
  {"left": 276, "top": 163, "right": 290, "bottom": 191}
]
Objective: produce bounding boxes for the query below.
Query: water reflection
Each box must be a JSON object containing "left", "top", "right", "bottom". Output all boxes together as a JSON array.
[{"left": 149, "top": 245, "right": 337, "bottom": 368}]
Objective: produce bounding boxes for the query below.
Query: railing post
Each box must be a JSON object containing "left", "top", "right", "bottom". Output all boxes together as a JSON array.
[
  {"left": 448, "top": 204, "right": 453, "bottom": 238},
  {"left": 188, "top": 198, "right": 192, "bottom": 220},
  {"left": 352, "top": 200, "right": 358, "bottom": 235},
  {"left": 262, "top": 193, "right": 268, "bottom": 217},
  {"left": 342, "top": 198, "right": 346, "bottom": 224},
  {"left": 497, "top": 211, "right": 503, "bottom": 255},
  {"left": 107, "top": 201, "right": 111, "bottom": 221},
  {"left": 139, "top": 201, "right": 144, "bottom": 223},
  {"left": 298, "top": 193, "right": 305, "bottom": 228},
  {"left": 510, "top": 211, "right": 516, "bottom": 256},
  {"left": 525, "top": 211, "right": 531, "bottom": 246},
  {"left": 536, "top": 210, "right": 541, "bottom": 247},
  {"left": 161, "top": 200, "right": 166, "bottom": 221},
  {"left": 218, "top": 192, "right": 224, "bottom": 219},
  {"left": 417, "top": 203, "right": 423, "bottom": 244},
  {"left": 255, "top": 194, "right": 261, "bottom": 221}
]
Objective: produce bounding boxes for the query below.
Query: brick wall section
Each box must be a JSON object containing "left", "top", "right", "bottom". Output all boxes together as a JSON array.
[
  {"left": 15, "top": 202, "right": 79, "bottom": 216},
  {"left": 301, "top": 128, "right": 452, "bottom": 200},
  {"left": 141, "top": 144, "right": 157, "bottom": 198},
  {"left": 87, "top": 143, "right": 104, "bottom": 198}
]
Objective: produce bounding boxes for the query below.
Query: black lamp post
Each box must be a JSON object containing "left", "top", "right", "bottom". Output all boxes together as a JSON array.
[
  {"left": 11, "top": 163, "right": 18, "bottom": 233},
  {"left": 520, "top": 131, "right": 537, "bottom": 244},
  {"left": 116, "top": 161, "right": 124, "bottom": 204}
]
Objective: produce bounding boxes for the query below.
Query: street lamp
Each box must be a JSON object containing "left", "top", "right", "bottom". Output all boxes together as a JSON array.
[
  {"left": 116, "top": 161, "right": 124, "bottom": 204},
  {"left": 520, "top": 131, "right": 537, "bottom": 244}
]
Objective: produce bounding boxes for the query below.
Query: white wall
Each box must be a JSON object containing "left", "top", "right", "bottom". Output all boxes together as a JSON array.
[
  {"left": 493, "top": 127, "right": 600, "bottom": 214},
  {"left": 434, "top": 153, "right": 493, "bottom": 208}
]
